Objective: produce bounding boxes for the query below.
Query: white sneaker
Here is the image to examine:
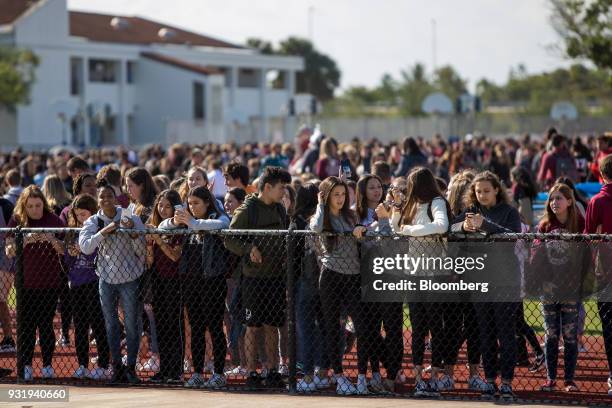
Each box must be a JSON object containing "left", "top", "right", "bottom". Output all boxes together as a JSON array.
[
  {"left": 608, "top": 377, "right": 612, "bottom": 396},
  {"left": 357, "top": 377, "right": 369, "bottom": 395},
  {"left": 122, "top": 355, "right": 143, "bottom": 371},
  {"left": 314, "top": 374, "right": 330, "bottom": 389},
  {"left": 297, "top": 377, "right": 317, "bottom": 393},
  {"left": 87, "top": 367, "right": 112, "bottom": 380},
  {"left": 225, "top": 366, "right": 248, "bottom": 376},
  {"left": 468, "top": 375, "right": 488, "bottom": 391},
  {"left": 23, "top": 365, "right": 33, "bottom": 381},
  {"left": 336, "top": 375, "right": 358, "bottom": 395},
  {"left": 185, "top": 372, "right": 205, "bottom": 388},
  {"left": 142, "top": 356, "right": 160, "bottom": 372},
  {"left": 41, "top": 365, "right": 55, "bottom": 379},
  {"left": 203, "top": 373, "right": 226, "bottom": 388},
  {"left": 184, "top": 359, "right": 192, "bottom": 373},
  {"left": 73, "top": 365, "right": 89, "bottom": 379},
  {"left": 278, "top": 364, "right": 289, "bottom": 376}
]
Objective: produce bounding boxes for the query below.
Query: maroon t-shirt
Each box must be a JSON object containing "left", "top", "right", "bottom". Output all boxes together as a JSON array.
[
  {"left": 153, "top": 235, "right": 183, "bottom": 279},
  {"left": 7, "top": 212, "right": 65, "bottom": 289},
  {"left": 117, "top": 194, "right": 130, "bottom": 209}
]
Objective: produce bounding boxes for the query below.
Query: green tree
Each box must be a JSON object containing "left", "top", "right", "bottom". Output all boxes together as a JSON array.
[
  {"left": 0, "top": 47, "right": 38, "bottom": 111},
  {"left": 550, "top": 0, "right": 612, "bottom": 70},
  {"left": 397, "top": 63, "right": 434, "bottom": 116},
  {"left": 277, "top": 37, "right": 341, "bottom": 101},
  {"left": 433, "top": 65, "right": 468, "bottom": 101},
  {"left": 245, "top": 38, "right": 274, "bottom": 55}
]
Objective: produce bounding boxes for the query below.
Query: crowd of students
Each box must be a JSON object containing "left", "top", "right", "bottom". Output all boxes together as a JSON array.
[{"left": 0, "top": 126, "right": 611, "bottom": 400}]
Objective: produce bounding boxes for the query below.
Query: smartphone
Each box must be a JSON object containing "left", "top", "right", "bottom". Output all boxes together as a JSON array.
[
  {"left": 174, "top": 204, "right": 185, "bottom": 212},
  {"left": 340, "top": 159, "right": 351, "bottom": 179}
]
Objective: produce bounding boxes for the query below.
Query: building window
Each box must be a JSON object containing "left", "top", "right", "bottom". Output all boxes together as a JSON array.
[
  {"left": 89, "top": 59, "right": 117, "bottom": 83},
  {"left": 238, "top": 68, "right": 260, "bottom": 88},
  {"left": 193, "top": 81, "right": 205, "bottom": 120},
  {"left": 70, "top": 57, "right": 83, "bottom": 95},
  {"left": 266, "top": 70, "right": 286, "bottom": 89},
  {"left": 126, "top": 61, "right": 135, "bottom": 84}
]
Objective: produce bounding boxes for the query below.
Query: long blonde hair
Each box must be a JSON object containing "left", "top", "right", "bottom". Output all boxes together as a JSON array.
[{"left": 42, "top": 175, "right": 72, "bottom": 210}]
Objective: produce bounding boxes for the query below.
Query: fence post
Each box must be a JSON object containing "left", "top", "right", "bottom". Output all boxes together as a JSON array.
[
  {"left": 14, "top": 227, "right": 24, "bottom": 382},
  {"left": 286, "top": 226, "right": 297, "bottom": 394}
]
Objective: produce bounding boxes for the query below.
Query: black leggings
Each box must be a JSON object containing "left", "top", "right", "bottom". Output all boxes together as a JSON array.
[
  {"left": 476, "top": 302, "right": 519, "bottom": 381},
  {"left": 19, "top": 288, "right": 59, "bottom": 370},
  {"left": 71, "top": 281, "right": 110, "bottom": 368},
  {"left": 183, "top": 275, "right": 227, "bottom": 375},
  {"left": 408, "top": 302, "right": 444, "bottom": 368},
  {"left": 153, "top": 276, "right": 184, "bottom": 378},
  {"left": 363, "top": 302, "right": 404, "bottom": 379},
  {"left": 516, "top": 303, "right": 543, "bottom": 359},
  {"left": 58, "top": 279, "right": 73, "bottom": 338},
  {"left": 445, "top": 302, "right": 481, "bottom": 366},
  {"left": 319, "top": 269, "right": 362, "bottom": 374}
]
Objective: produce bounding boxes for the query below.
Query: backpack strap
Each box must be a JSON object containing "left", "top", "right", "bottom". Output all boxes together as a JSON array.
[{"left": 96, "top": 216, "right": 105, "bottom": 233}]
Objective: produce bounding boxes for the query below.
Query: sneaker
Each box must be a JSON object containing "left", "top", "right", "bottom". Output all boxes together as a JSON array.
[
  {"left": 468, "top": 375, "right": 488, "bottom": 391},
  {"left": 423, "top": 365, "right": 432, "bottom": 373},
  {"left": 110, "top": 365, "right": 127, "bottom": 384},
  {"left": 149, "top": 372, "right": 166, "bottom": 384},
  {"left": 184, "top": 359, "right": 192, "bottom": 373},
  {"left": 608, "top": 377, "right": 612, "bottom": 396},
  {"left": 41, "top": 365, "right": 55, "bottom": 379},
  {"left": 414, "top": 380, "right": 429, "bottom": 397},
  {"left": 203, "top": 373, "right": 226, "bottom": 388},
  {"left": 87, "top": 366, "right": 112, "bottom": 380},
  {"left": 499, "top": 383, "right": 515, "bottom": 400},
  {"left": 426, "top": 379, "right": 440, "bottom": 397},
  {"left": 246, "top": 371, "right": 263, "bottom": 389},
  {"left": 126, "top": 366, "right": 141, "bottom": 385},
  {"left": 265, "top": 369, "right": 285, "bottom": 388},
  {"left": 142, "top": 356, "right": 160, "bottom": 372},
  {"left": 225, "top": 366, "right": 248, "bottom": 376},
  {"left": 278, "top": 364, "right": 289, "bottom": 377},
  {"left": 313, "top": 374, "right": 330, "bottom": 389},
  {"left": 541, "top": 379, "right": 556, "bottom": 391},
  {"left": 529, "top": 353, "right": 545, "bottom": 373},
  {"left": 369, "top": 373, "right": 385, "bottom": 393},
  {"left": 336, "top": 375, "right": 358, "bottom": 395},
  {"left": 436, "top": 374, "right": 454, "bottom": 391},
  {"left": 356, "top": 375, "right": 369, "bottom": 395},
  {"left": 73, "top": 365, "right": 89, "bottom": 379},
  {"left": 166, "top": 375, "right": 184, "bottom": 385},
  {"left": 563, "top": 381, "right": 578, "bottom": 392},
  {"left": 296, "top": 377, "right": 317, "bottom": 393},
  {"left": 185, "top": 372, "right": 205, "bottom": 388},
  {"left": 0, "top": 337, "right": 16, "bottom": 353},
  {"left": 481, "top": 382, "right": 497, "bottom": 399},
  {"left": 23, "top": 365, "right": 33, "bottom": 381}
]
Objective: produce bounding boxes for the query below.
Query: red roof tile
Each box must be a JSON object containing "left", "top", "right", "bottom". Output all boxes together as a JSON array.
[
  {"left": 70, "top": 11, "right": 242, "bottom": 49},
  {"left": 141, "top": 52, "right": 221, "bottom": 76},
  {"left": 0, "top": 0, "right": 40, "bottom": 25}
]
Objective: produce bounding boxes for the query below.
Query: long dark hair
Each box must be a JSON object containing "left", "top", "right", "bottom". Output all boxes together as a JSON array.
[
  {"left": 187, "top": 186, "right": 223, "bottom": 219},
  {"left": 125, "top": 167, "right": 157, "bottom": 209},
  {"left": 401, "top": 167, "right": 443, "bottom": 226},
  {"left": 318, "top": 176, "right": 357, "bottom": 230},
  {"left": 355, "top": 174, "right": 383, "bottom": 222},
  {"left": 149, "top": 189, "right": 182, "bottom": 227},
  {"left": 293, "top": 183, "right": 319, "bottom": 222},
  {"left": 67, "top": 194, "right": 98, "bottom": 228},
  {"left": 511, "top": 166, "right": 537, "bottom": 200}
]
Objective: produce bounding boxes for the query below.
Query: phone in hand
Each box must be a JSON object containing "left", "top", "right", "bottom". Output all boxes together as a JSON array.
[
  {"left": 121, "top": 207, "right": 133, "bottom": 224},
  {"left": 340, "top": 159, "right": 351, "bottom": 179}
]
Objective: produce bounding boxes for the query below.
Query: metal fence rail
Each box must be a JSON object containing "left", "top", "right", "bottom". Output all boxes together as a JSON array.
[{"left": 0, "top": 227, "right": 610, "bottom": 405}]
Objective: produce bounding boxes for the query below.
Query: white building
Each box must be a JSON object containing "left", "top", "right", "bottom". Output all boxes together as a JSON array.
[{"left": 0, "top": 0, "right": 304, "bottom": 148}]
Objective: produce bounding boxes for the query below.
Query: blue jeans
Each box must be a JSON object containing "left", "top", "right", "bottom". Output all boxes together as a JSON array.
[
  {"left": 99, "top": 278, "right": 142, "bottom": 367},
  {"left": 296, "top": 276, "right": 329, "bottom": 374},
  {"left": 542, "top": 302, "right": 578, "bottom": 381}
]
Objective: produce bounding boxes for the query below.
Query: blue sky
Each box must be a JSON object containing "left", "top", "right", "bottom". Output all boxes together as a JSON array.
[{"left": 69, "top": 0, "right": 576, "bottom": 92}]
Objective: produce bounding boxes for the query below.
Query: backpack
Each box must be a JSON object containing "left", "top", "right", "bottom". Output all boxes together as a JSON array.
[{"left": 555, "top": 155, "right": 577, "bottom": 181}]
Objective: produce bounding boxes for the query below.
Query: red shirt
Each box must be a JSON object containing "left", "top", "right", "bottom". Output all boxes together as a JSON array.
[
  {"left": 153, "top": 235, "right": 183, "bottom": 279},
  {"left": 590, "top": 149, "right": 612, "bottom": 183},
  {"left": 584, "top": 183, "right": 612, "bottom": 234},
  {"left": 7, "top": 212, "right": 65, "bottom": 289}
]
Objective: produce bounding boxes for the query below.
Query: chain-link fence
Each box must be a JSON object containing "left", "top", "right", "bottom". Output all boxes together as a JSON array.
[{"left": 0, "top": 227, "right": 611, "bottom": 404}]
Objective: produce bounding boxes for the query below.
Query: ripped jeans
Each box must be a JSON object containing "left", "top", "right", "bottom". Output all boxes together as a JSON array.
[{"left": 542, "top": 302, "right": 578, "bottom": 381}]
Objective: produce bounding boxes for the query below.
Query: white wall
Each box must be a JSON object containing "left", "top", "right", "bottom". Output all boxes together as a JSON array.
[
  {"left": 14, "top": 0, "right": 68, "bottom": 46},
  {"left": 0, "top": 109, "right": 17, "bottom": 147},
  {"left": 133, "top": 58, "right": 224, "bottom": 145}
]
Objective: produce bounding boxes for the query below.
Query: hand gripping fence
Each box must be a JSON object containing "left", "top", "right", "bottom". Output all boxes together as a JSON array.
[{"left": 0, "top": 226, "right": 611, "bottom": 405}]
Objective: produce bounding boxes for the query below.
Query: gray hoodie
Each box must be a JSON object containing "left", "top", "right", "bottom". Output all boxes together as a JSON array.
[{"left": 78, "top": 207, "right": 146, "bottom": 284}]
